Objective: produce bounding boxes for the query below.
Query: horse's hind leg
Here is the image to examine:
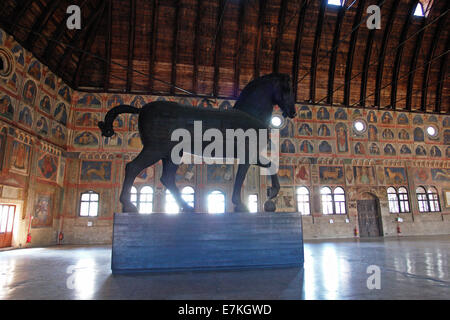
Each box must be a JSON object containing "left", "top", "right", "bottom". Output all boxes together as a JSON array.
[
  {"left": 120, "top": 148, "right": 162, "bottom": 212},
  {"left": 232, "top": 163, "right": 250, "bottom": 212},
  {"left": 160, "top": 157, "right": 194, "bottom": 213}
]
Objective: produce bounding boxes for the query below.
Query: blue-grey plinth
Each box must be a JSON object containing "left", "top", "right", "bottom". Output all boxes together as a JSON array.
[{"left": 111, "top": 212, "right": 304, "bottom": 273}]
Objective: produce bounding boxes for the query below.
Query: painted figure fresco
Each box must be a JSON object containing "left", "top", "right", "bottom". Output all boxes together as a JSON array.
[
  {"left": 39, "top": 95, "right": 52, "bottom": 114},
  {"left": 427, "top": 115, "right": 437, "bottom": 123},
  {"left": 368, "top": 125, "right": 377, "bottom": 141},
  {"left": 414, "top": 168, "right": 429, "bottom": 183},
  {"left": 278, "top": 165, "right": 294, "bottom": 185},
  {"left": 384, "top": 167, "right": 407, "bottom": 184},
  {"left": 299, "top": 140, "right": 313, "bottom": 153},
  {"left": 179, "top": 98, "right": 193, "bottom": 107},
  {"left": 384, "top": 144, "right": 396, "bottom": 155},
  {"left": 444, "top": 129, "right": 450, "bottom": 145},
  {"left": 107, "top": 95, "right": 123, "bottom": 108},
  {"left": 74, "top": 131, "right": 99, "bottom": 147},
  {"left": 274, "top": 187, "right": 295, "bottom": 212},
  {"left": 367, "top": 111, "right": 377, "bottom": 123},
  {"left": 319, "top": 166, "right": 344, "bottom": 184},
  {"left": 52, "top": 124, "right": 66, "bottom": 143},
  {"left": 22, "top": 80, "right": 37, "bottom": 105},
  {"left": 415, "top": 145, "right": 426, "bottom": 156},
  {"left": 77, "top": 93, "right": 102, "bottom": 109},
  {"left": 298, "top": 123, "right": 312, "bottom": 136},
  {"left": 319, "top": 141, "right": 332, "bottom": 153},
  {"left": 443, "top": 117, "right": 450, "bottom": 127},
  {"left": 176, "top": 164, "right": 196, "bottom": 183},
  {"left": 430, "top": 146, "right": 441, "bottom": 157},
  {"left": 36, "top": 116, "right": 49, "bottom": 136},
  {"left": 58, "top": 86, "right": 71, "bottom": 103},
  {"left": 18, "top": 105, "right": 33, "bottom": 127},
  {"left": 280, "top": 120, "right": 294, "bottom": 137},
  {"left": 354, "top": 142, "right": 365, "bottom": 155},
  {"left": 207, "top": 164, "right": 233, "bottom": 184},
  {"left": 32, "top": 195, "right": 52, "bottom": 228},
  {"left": 129, "top": 114, "right": 138, "bottom": 131},
  {"left": 352, "top": 109, "right": 362, "bottom": 118},
  {"left": 413, "top": 115, "right": 423, "bottom": 125},
  {"left": 298, "top": 106, "right": 312, "bottom": 119},
  {"left": 81, "top": 161, "right": 112, "bottom": 182},
  {"left": 75, "top": 112, "right": 100, "bottom": 127},
  {"left": 369, "top": 143, "right": 380, "bottom": 155},
  {"left": 414, "top": 127, "right": 424, "bottom": 142},
  {"left": 219, "top": 100, "right": 232, "bottom": 110},
  {"left": 10, "top": 140, "right": 30, "bottom": 174},
  {"left": 397, "top": 113, "right": 408, "bottom": 125},
  {"left": 44, "top": 73, "right": 56, "bottom": 90},
  {"left": 295, "top": 164, "right": 310, "bottom": 184},
  {"left": 335, "top": 123, "right": 348, "bottom": 153},
  {"left": 334, "top": 108, "right": 347, "bottom": 120},
  {"left": 37, "top": 153, "right": 58, "bottom": 181},
  {"left": 400, "top": 145, "right": 411, "bottom": 154},
  {"left": 54, "top": 102, "right": 68, "bottom": 125},
  {"left": 446, "top": 146, "right": 450, "bottom": 158},
  {"left": 381, "top": 112, "right": 393, "bottom": 124},
  {"left": 398, "top": 129, "right": 410, "bottom": 140},
  {"left": 317, "top": 124, "right": 330, "bottom": 136},
  {"left": 316, "top": 106, "right": 329, "bottom": 120},
  {"left": 104, "top": 133, "right": 123, "bottom": 147},
  {"left": 431, "top": 169, "right": 450, "bottom": 182},
  {"left": 345, "top": 165, "right": 353, "bottom": 185},
  {"left": 27, "top": 60, "right": 41, "bottom": 80},
  {"left": 382, "top": 129, "right": 394, "bottom": 140},
  {"left": 11, "top": 45, "right": 24, "bottom": 66},
  {"left": 135, "top": 166, "right": 155, "bottom": 183},
  {"left": 130, "top": 96, "right": 145, "bottom": 108},
  {"left": 127, "top": 132, "right": 142, "bottom": 149},
  {"left": 0, "top": 95, "right": 14, "bottom": 120},
  {"left": 6, "top": 73, "right": 18, "bottom": 91},
  {"left": 281, "top": 139, "right": 296, "bottom": 153},
  {"left": 199, "top": 98, "right": 214, "bottom": 109},
  {"left": 353, "top": 166, "right": 375, "bottom": 185}
]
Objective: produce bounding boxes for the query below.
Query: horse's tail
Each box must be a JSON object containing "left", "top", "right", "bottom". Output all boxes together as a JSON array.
[{"left": 98, "top": 105, "right": 140, "bottom": 137}]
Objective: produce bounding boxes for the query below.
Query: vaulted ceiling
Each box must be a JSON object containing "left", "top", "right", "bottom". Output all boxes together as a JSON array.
[{"left": 0, "top": 0, "right": 448, "bottom": 113}]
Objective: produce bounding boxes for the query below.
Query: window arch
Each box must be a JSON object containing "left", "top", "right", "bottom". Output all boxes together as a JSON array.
[
  {"left": 427, "top": 187, "right": 440, "bottom": 212},
  {"left": 165, "top": 189, "right": 179, "bottom": 214},
  {"left": 416, "top": 186, "right": 429, "bottom": 212},
  {"left": 417, "top": 186, "right": 441, "bottom": 212},
  {"left": 248, "top": 194, "right": 258, "bottom": 213},
  {"left": 398, "top": 187, "right": 410, "bottom": 213},
  {"left": 208, "top": 190, "right": 225, "bottom": 214},
  {"left": 181, "top": 186, "right": 195, "bottom": 209},
  {"left": 320, "top": 187, "right": 346, "bottom": 215},
  {"left": 387, "top": 187, "right": 410, "bottom": 213},
  {"left": 80, "top": 191, "right": 99, "bottom": 217},
  {"left": 129, "top": 186, "right": 153, "bottom": 213},
  {"left": 387, "top": 187, "right": 399, "bottom": 213},
  {"left": 296, "top": 187, "right": 311, "bottom": 215}
]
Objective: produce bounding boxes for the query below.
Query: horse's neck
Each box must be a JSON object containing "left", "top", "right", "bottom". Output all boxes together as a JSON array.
[{"left": 233, "top": 84, "right": 274, "bottom": 125}]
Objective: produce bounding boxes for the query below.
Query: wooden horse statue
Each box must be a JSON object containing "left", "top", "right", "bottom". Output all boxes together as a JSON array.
[{"left": 98, "top": 73, "right": 297, "bottom": 213}]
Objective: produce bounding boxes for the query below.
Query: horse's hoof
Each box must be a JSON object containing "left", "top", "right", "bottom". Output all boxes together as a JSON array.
[
  {"left": 234, "top": 204, "right": 249, "bottom": 213},
  {"left": 264, "top": 200, "right": 276, "bottom": 212},
  {"left": 267, "top": 186, "right": 279, "bottom": 199},
  {"left": 181, "top": 206, "right": 195, "bottom": 213}
]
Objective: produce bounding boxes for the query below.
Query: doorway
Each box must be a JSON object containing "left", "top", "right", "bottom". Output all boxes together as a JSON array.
[
  {"left": 357, "top": 196, "right": 382, "bottom": 237},
  {"left": 0, "top": 204, "right": 16, "bottom": 248}
]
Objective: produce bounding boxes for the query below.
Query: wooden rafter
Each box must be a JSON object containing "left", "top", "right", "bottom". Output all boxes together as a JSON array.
[
  {"left": 148, "top": 0, "right": 159, "bottom": 91},
  {"left": 406, "top": 17, "right": 426, "bottom": 110},
  {"left": 310, "top": 0, "right": 327, "bottom": 103},
  {"left": 292, "top": 0, "right": 308, "bottom": 101},
  {"left": 374, "top": 0, "right": 400, "bottom": 107},
  {"left": 170, "top": 0, "right": 181, "bottom": 95},
  {"left": 11, "top": 0, "right": 35, "bottom": 29},
  {"left": 390, "top": 0, "right": 418, "bottom": 110},
  {"left": 192, "top": 0, "right": 202, "bottom": 94},
  {"left": 327, "top": 3, "right": 346, "bottom": 105},
  {"left": 213, "top": 0, "right": 227, "bottom": 97},
  {"left": 254, "top": 0, "right": 267, "bottom": 79},
  {"left": 104, "top": 0, "right": 112, "bottom": 90},
  {"left": 233, "top": 0, "right": 246, "bottom": 98},
  {"left": 273, "top": 0, "right": 288, "bottom": 74},
  {"left": 435, "top": 35, "right": 449, "bottom": 113},
  {"left": 344, "top": 0, "right": 366, "bottom": 106},
  {"left": 126, "top": 0, "right": 136, "bottom": 92}
]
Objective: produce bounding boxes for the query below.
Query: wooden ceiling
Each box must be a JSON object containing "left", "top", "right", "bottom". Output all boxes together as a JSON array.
[{"left": 0, "top": 0, "right": 448, "bottom": 113}]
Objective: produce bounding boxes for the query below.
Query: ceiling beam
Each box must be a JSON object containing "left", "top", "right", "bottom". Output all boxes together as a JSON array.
[
  {"left": 10, "top": 0, "right": 35, "bottom": 30},
  {"left": 374, "top": 0, "right": 400, "bottom": 107},
  {"left": 73, "top": 4, "right": 106, "bottom": 88},
  {"left": 233, "top": 0, "right": 246, "bottom": 98},
  {"left": 170, "top": 0, "right": 182, "bottom": 95},
  {"left": 213, "top": 0, "right": 227, "bottom": 97},
  {"left": 310, "top": 0, "right": 327, "bottom": 103},
  {"left": 25, "top": 0, "right": 64, "bottom": 50},
  {"left": 56, "top": 1, "right": 106, "bottom": 74},
  {"left": 390, "top": 0, "right": 418, "bottom": 110},
  {"left": 272, "top": 0, "right": 288, "bottom": 74},
  {"left": 254, "top": 0, "right": 267, "bottom": 79},
  {"left": 435, "top": 35, "right": 449, "bottom": 113},
  {"left": 126, "top": 0, "right": 136, "bottom": 92},
  {"left": 148, "top": 0, "right": 159, "bottom": 91},
  {"left": 327, "top": 3, "right": 346, "bottom": 105},
  {"left": 344, "top": 0, "right": 366, "bottom": 106},
  {"left": 406, "top": 17, "right": 426, "bottom": 110},
  {"left": 292, "top": 0, "right": 308, "bottom": 101},
  {"left": 192, "top": 0, "right": 203, "bottom": 94},
  {"left": 422, "top": 1, "right": 448, "bottom": 111},
  {"left": 104, "top": 0, "right": 112, "bottom": 90}
]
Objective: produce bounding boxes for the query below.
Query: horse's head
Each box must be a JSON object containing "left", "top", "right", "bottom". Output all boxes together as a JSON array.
[{"left": 273, "top": 74, "right": 296, "bottom": 119}]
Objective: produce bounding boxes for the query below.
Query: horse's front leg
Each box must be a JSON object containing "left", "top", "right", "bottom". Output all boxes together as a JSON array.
[
  {"left": 232, "top": 163, "right": 250, "bottom": 212},
  {"left": 256, "top": 156, "right": 280, "bottom": 199}
]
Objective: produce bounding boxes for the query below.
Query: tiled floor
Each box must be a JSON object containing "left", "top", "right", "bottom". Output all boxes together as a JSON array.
[{"left": 0, "top": 235, "right": 449, "bottom": 299}]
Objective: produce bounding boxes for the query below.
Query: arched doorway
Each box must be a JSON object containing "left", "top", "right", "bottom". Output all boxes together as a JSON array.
[{"left": 357, "top": 193, "right": 383, "bottom": 237}]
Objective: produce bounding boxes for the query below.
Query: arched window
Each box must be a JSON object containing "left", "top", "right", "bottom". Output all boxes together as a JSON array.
[
  {"left": 80, "top": 191, "right": 99, "bottom": 217},
  {"left": 165, "top": 189, "right": 179, "bottom": 214},
  {"left": 413, "top": 3, "right": 424, "bottom": 17},
  {"left": 130, "top": 186, "right": 138, "bottom": 208},
  {"left": 416, "top": 186, "right": 429, "bottom": 212},
  {"left": 139, "top": 186, "right": 153, "bottom": 214},
  {"left": 181, "top": 186, "right": 195, "bottom": 209},
  {"left": 208, "top": 190, "right": 225, "bottom": 214},
  {"left": 320, "top": 187, "right": 333, "bottom": 215},
  {"left": 387, "top": 187, "right": 399, "bottom": 213},
  {"left": 398, "top": 187, "right": 410, "bottom": 213},
  {"left": 334, "top": 187, "right": 346, "bottom": 214},
  {"left": 296, "top": 187, "right": 310, "bottom": 215},
  {"left": 427, "top": 187, "right": 440, "bottom": 212},
  {"left": 321, "top": 187, "right": 346, "bottom": 215},
  {"left": 248, "top": 194, "right": 258, "bottom": 213}
]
